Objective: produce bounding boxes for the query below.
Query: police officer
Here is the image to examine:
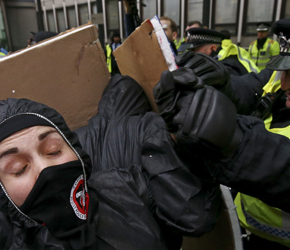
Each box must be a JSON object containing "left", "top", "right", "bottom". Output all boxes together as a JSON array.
[
  {"left": 219, "top": 29, "right": 260, "bottom": 74},
  {"left": 249, "top": 22, "right": 280, "bottom": 71},
  {"left": 184, "top": 28, "right": 259, "bottom": 75},
  {"left": 105, "top": 32, "right": 122, "bottom": 75},
  {"left": 154, "top": 18, "right": 290, "bottom": 249},
  {"left": 177, "top": 21, "right": 204, "bottom": 53}
]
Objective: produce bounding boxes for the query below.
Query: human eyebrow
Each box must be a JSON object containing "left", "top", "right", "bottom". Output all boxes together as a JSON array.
[
  {"left": 0, "top": 147, "right": 19, "bottom": 159},
  {"left": 38, "top": 130, "right": 58, "bottom": 141}
]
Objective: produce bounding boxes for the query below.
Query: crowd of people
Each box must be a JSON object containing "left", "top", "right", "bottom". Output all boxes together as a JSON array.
[{"left": 1, "top": 1, "right": 290, "bottom": 249}]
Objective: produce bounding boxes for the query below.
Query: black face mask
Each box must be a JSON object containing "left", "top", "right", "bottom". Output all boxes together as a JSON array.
[{"left": 20, "top": 160, "right": 96, "bottom": 249}]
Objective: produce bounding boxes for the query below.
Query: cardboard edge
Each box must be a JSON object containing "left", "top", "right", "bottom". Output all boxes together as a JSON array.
[{"left": 1, "top": 23, "right": 97, "bottom": 62}]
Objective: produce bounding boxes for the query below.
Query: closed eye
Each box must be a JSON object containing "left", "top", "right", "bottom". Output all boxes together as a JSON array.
[
  {"left": 15, "top": 165, "right": 28, "bottom": 177},
  {"left": 47, "top": 150, "right": 61, "bottom": 156}
]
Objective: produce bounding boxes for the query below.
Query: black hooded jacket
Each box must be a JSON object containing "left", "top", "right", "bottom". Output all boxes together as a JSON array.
[{"left": 0, "top": 74, "right": 221, "bottom": 249}]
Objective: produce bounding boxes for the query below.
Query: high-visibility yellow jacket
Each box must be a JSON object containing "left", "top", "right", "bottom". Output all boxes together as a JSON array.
[
  {"left": 106, "top": 44, "right": 112, "bottom": 73},
  {"left": 249, "top": 38, "right": 280, "bottom": 71},
  {"left": 218, "top": 39, "right": 260, "bottom": 73},
  {"left": 174, "top": 38, "right": 185, "bottom": 49},
  {"left": 235, "top": 71, "right": 290, "bottom": 248}
]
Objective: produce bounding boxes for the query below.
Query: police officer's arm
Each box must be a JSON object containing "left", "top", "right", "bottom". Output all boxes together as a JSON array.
[
  {"left": 140, "top": 112, "right": 222, "bottom": 237},
  {"left": 229, "top": 68, "right": 273, "bottom": 114},
  {"left": 175, "top": 51, "right": 273, "bottom": 115},
  {"left": 206, "top": 114, "right": 290, "bottom": 213},
  {"left": 153, "top": 70, "right": 290, "bottom": 213}
]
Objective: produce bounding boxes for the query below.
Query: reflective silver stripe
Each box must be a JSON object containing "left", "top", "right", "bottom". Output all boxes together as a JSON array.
[
  {"left": 250, "top": 43, "right": 254, "bottom": 55},
  {"left": 237, "top": 46, "right": 258, "bottom": 73},
  {"left": 252, "top": 55, "right": 270, "bottom": 60},
  {"left": 274, "top": 71, "right": 282, "bottom": 83},
  {"left": 266, "top": 40, "right": 271, "bottom": 55},
  {"left": 241, "top": 201, "right": 290, "bottom": 240},
  {"left": 259, "top": 56, "right": 271, "bottom": 59},
  {"left": 257, "top": 62, "right": 268, "bottom": 67}
]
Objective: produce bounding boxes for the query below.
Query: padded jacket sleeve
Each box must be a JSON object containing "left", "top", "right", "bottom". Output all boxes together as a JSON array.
[
  {"left": 140, "top": 112, "right": 221, "bottom": 236},
  {"left": 75, "top": 74, "right": 152, "bottom": 172},
  {"left": 202, "top": 115, "right": 290, "bottom": 213},
  {"left": 228, "top": 68, "right": 273, "bottom": 115},
  {"left": 76, "top": 75, "right": 222, "bottom": 237}
]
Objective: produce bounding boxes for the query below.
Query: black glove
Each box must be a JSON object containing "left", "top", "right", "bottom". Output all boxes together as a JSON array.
[
  {"left": 175, "top": 51, "right": 232, "bottom": 97},
  {"left": 172, "top": 85, "right": 243, "bottom": 157},
  {"left": 153, "top": 67, "right": 203, "bottom": 133}
]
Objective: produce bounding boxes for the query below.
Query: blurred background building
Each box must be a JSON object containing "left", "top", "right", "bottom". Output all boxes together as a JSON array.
[{"left": 0, "top": 0, "right": 289, "bottom": 52}]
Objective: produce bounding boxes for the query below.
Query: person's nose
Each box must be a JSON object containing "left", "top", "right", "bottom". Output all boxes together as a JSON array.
[{"left": 33, "top": 157, "right": 51, "bottom": 179}]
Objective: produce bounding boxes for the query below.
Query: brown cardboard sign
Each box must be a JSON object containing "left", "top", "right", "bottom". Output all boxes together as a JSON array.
[
  {"left": 113, "top": 19, "right": 169, "bottom": 112},
  {"left": 0, "top": 23, "right": 110, "bottom": 130}
]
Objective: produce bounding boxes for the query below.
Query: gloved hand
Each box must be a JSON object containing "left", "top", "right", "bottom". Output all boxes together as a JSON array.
[
  {"left": 172, "top": 85, "right": 243, "bottom": 156},
  {"left": 175, "top": 50, "right": 231, "bottom": 92},
  {"left": 153, "top": 67, "right": 203, "bottom": 133}
]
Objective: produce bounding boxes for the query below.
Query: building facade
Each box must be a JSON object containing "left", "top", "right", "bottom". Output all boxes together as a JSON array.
[{"left": 0, "top": 0, "right": 290, "bottom": 52}]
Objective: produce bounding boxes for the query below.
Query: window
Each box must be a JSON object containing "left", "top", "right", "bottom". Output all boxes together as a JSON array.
[
  {"left": 213, "top": 0, "right": 239, "bottom": 34},
  {"left": 163, "top": 1, "right": 180, "bottom": 27},
  {"left": 247, "top": 0, "right": 274, "bottom": 22},
  {"left": 47, "top": 10, "right": 56, "bottom": 32},
  {"left": 106, "top": 0, "right": 119, "bottom": 30},
  {"left": 244, "top": 0, "right": 275, "bottom": 35},
  {"left": 282, "top": 0, "right": 290, "bottom": 19},
  {"left": 0, "top": 6, "right": 8, "bottom": 51},
  {"left": 187, "top": 0, "right": 203, "bottom": 26},
  {"left": 56, "top": 9, "right": 66, "bottom": 32},
  {"left": 67, "top": 6, "right": 77, "bottom": 29},
  {"left": 142, "top": 0, "right": 157, "bottom": 20},
  {"left": 106, "top": 0, "right": 119, "bottom": 41},
  {"left": 79, "top": 4, "right": 89, "bottom": 25},
  {"left": 92, "top": 2, "right": 98, "bottom": 14}
]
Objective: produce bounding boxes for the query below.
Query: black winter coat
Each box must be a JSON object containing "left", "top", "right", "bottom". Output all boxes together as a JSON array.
[
  {"left": 191, "top": 69, "right": 290, "bottom": 213},
  {"left": 227, "top": 68, "right": 273, "bottom": 115},
  {"left": 0, "top": 74, "right": 221, "bottom": 249},
  {"left": 220, "top": 55, "right": 249, "bottom": 76}
]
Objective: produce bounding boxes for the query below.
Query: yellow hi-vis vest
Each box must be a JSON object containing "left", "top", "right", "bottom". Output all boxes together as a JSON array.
[
  {"left": 218, "top": 39, "right": 260, "bottom": 74},
  {"left": 174, "top": 38, "right": 185, "bottom": 49},
  {"left": 106, "top": 44, "right": 112, "bottom": 73},
  {"left": 235, "top": 71, "right": 290, "bottom": 248},
  {"left": 249, "top": 38, "right": 280, "bottom": 71}
]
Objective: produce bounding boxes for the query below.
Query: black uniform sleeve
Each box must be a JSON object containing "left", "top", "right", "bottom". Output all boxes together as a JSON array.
[
  {"left": 228, "top": 68, "right": 273, "bottom": 114},
  {"left": 220, "top": 56, "right": 249, "bottom": 76},
  {"left": 140, "top": 113, "right": 222, "bottom": 236},
  {"left": 203, "top": 115, "right": 290, "bottom": 212}
]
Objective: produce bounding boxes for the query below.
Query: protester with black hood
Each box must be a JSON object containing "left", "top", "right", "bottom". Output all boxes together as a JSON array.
[
  {"left": 0, "top": 72, "right": 222, "bottom": 249},
  {"left": 153, "top": 18, "right": 290, "bottom": 249}
]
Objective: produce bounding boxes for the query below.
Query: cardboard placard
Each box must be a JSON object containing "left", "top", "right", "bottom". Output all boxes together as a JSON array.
[
  {"left": 113, "top": 19, "right": 169, "bottom": 112},
  {"left": 0, "top": 23, "right": 110, "bottom": 130}
]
